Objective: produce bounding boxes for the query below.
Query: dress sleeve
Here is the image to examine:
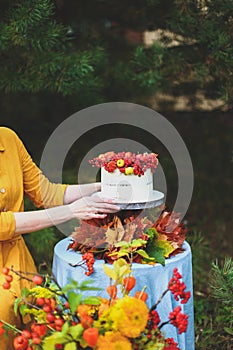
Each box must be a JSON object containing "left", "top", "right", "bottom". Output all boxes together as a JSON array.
[
  {"left": 17, "top": 136, "right": 67, "bottom": 208},
  {"left": 0, "top": 211, "right": 16, "bottom": 240}
]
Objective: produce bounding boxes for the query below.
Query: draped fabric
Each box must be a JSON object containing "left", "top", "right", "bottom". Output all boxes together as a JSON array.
[{"left": 53, "top": 238, "right": 195, "bottom": 350}]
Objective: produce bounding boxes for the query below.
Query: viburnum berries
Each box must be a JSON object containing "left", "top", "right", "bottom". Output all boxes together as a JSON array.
[
  {"left": 168, "top": 268, "right": 191, "bottom": 304},
  {"left": 13, "top": 335, "right": 28, "bottom": 350},
  {"left": 2, "top": 266, "right": 13, "bottom": 289},
  {"left": 169, "top": 306, "right": 188, "bottom": 334},
  {"left": 82, "top": 252, "right": 95, "bottom": 276}
]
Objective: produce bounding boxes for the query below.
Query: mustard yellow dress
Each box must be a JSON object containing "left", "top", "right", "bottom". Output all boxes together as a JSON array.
[{"left": 0, "top": 127, "right": 67, "bottom": 349}]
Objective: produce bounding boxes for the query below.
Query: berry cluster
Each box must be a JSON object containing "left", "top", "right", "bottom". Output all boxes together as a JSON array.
[
  {"left": 164, "top": 338, "right": 180, "bottom": 350},
  {"left": 148, "top": 310, "right": 161, "bottom": 329},
  {"left": 169, "top": 306, "right": 188, "bottom": 334},
  {"left": 2, "top": 267, "right": 13, "bottom": 289},
  {"left": 13, "top": 297, "right": 68, "bottom": 349},
  {"left": 89, "top": 151, "right": 158, "bottom": 176},
  {"left": 82, "top": 252, "right": 95, "bottom": 276},
  {"left": 168, "top": 268, "right": 191, "bottom": 304}
]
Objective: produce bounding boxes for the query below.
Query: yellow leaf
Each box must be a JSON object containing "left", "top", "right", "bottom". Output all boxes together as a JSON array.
[
  {"left": 102, "top": 264, "right": 117, "bottom": 281},
  {"left": 156, "top": 240, "right": 175, "bottom": 257}
]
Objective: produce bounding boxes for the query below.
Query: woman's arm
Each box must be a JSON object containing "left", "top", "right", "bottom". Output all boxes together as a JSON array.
[
  {"left": 63, "top": 183, "right": 101, "bottom": 204},
  {"left": 14, "top": 195, "right": 119, "bottom": 235}
]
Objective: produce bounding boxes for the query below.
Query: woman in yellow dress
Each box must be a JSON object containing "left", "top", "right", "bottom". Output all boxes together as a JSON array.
[{"left": 0, "top": 126, "right": 119, "bottom": 349}]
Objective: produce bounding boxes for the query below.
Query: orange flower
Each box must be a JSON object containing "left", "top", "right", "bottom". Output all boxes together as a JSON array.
[{"left": 97, "top": 331, "right": 132, "bottom": 350}]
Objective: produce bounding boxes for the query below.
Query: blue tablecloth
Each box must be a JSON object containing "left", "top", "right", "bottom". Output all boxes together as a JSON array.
[{"left": 52, "top": 238, "right": 195, "bottom": 350}]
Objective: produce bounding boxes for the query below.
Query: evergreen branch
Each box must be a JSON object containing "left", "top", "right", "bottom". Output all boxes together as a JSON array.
[{"left": 210, "top": 258, "right": 233, "bottom": 306}]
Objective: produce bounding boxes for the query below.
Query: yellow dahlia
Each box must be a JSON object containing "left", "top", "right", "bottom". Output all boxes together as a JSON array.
[
  {"left": 111, "top": 296, "right": 149, "bottom": 338},
  {"left": 97, "top": 331, "right": 132, "bottom": 350}
]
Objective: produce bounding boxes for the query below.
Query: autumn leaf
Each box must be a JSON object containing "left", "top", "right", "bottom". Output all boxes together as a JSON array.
[
  {"left": 105, "top": 228, "right": 119, "bottom": 245},
  {"left": 156, "top": 240, "right": 175, "bottom": 257},
  {"left": 113, "top": 215, "right": 125, "bottom": 241}
]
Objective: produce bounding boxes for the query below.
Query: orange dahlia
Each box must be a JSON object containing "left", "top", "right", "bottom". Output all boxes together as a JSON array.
[
  {"left": 97, "top": 331, "right": 132, "bottom": 350},
  {"left": 110, "top": 296, "right": 149, "bottom": 338}
]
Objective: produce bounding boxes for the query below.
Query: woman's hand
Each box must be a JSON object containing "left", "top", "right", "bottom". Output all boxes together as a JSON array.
[
  {"left": 63, "top": 183, "right": 101, "bottom": 204},
  {"left": 68, "top": 195, "right": 120, "bottom": 220}
]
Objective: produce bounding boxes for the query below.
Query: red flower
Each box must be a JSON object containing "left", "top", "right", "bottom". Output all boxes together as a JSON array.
[{"left": 105, "top": 160, "right": 117, "bottom": 172}]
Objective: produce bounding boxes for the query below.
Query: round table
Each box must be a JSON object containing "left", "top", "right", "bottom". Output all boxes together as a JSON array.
[{"left": 52, "top": 238, "right": 195, "bottom": 350}]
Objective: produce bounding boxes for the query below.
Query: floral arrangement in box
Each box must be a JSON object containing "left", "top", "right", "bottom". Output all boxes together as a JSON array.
[
  {"left": 68, "top": 210, "right": 187, "bottom": 275},
  {"left": 89, "top": 151, "right": 158, "bottom": 176},
  {"left": 0, "top": 258, "right": 190, "bottom": 350}
]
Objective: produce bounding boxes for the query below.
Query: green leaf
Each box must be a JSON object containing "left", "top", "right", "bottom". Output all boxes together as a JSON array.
[
  {"left": 62, "top": 279, "right": 80, "bottom": 292},
  {"left": 43, "top": 332, "right": 69, "bottom": 350},
  {"left": 14, "top": 298, "right": 22, "bottom": 315},
  {"left": 21, "top": 287, "right": 30, "bottom": 298},
  {"left": 64, "top": 342, "right": 77, "bottom": 350},
  {"left": 114, "top": 241, "right": 130, "bottom": 248},
  {"left": 136, "top": 249, "right": 155, "bottom": 260},
  {"left": 19, "top": 304, "right": 29, "bottom": 316},
  {"left": 146, "top": 244, "right": 165, "bottom": 265},
  {"left": 145, "top": 227, "right": 157, "bottom": 240},
  {"left": 151, "top": 248, "right": 166, "bottom": 265},
  {"left": 224, "top": 327, "right": 233, "bottom": 335},
  {"left": 156, "top": 240, "right": 174, "bottom": 258},
  {"left": 61, "top": 321, "right": 70, "bottom": 336},
  {"left": 68, "top": 292, "right": 83, "bottom": 314},
  {"left": 68, "top": 324, "right": 84, "bottom": 340},
  {"left": 131, "top": 238, "right": 147, "bottom": 247},
  {"left": 82, "top": 296, "right": 101, "bottom": 305}
]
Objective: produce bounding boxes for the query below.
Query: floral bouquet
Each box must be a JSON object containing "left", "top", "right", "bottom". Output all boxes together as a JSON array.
[
  {"left": 0, "top": 259, "right": 190, "bottom": 350},
  {"left": 89, "top": 151, "right": 158, "bottom": 176},
  {"left": 68, "top": 210, "right": 187, "bottom": 275}
]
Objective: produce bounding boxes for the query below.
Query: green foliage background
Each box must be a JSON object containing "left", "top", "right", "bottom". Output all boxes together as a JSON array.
[{"left": 0, "top": 0, "right": 233, "bottom": 105}]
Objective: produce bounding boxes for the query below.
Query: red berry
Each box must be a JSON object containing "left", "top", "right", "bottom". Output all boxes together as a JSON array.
[
  {"left": 64, "top": 301, "right": 69, "bottom": 309},
  {"left": 2, "top": 267, "right": 10, "bottom": 275},
  {"left": 32, "top": 275, "right": 43, "bottom": 285},
  {"left": 36, "top": 297, "right": 45, "bottom": 306},
  {"left": 0, "top": 322, "right": 5, "bottom": 335},
  {"left": 2, "top": 281, "right": 11, "bottom": 289},
  {"left": 32, "top": 336, "right": 41, "bottom": 345},
  {"left": 54, "top": 318, "right": 64, "bottom": 327},
  {"left": 43, "top": 304, "right": 52, "bottom": 313},
  {"left": 13, "top": 335, "right": 28, "bottom": 350},
  {"left": 21, "top": 330, "right": 31, "bottom": 339},
  {"left": 5, "top": 275, "right": 13, "bottom": 282},
  {"left": 46, "top": 313, "right": 55, "bottom": 323}
]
